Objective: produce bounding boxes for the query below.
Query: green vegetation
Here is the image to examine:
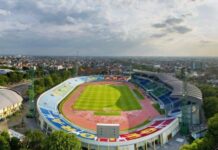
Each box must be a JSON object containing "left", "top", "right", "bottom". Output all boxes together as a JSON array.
[
  {"left": 94, "top": 111, "right": 121, "bottom": 116},
  {"left": 133, "top": 89, "right": 144, "bottom": 100},
  {"left": 199, "top": 85, "right": 218, "bottom": 119},
  {"left": 43, "top": 131, "right": 81, "bottom": 150},
  {"left": 0, "top": 130, "right": 81, "bottom": 150},
  {"left": 72, "top": 84, "right": 142, "bottom": 114},
  {"left": 180, "top": 84, "right": 218, "bottom": 150},
  {"left": 181, "top": 114, "right": 218, "bottom": 150},
  {"left": 152, "top": 103, "right": 165, "bottom": 115},
  {"left": 27, "top": 68, "right": 76, "bottom": 118},
  {"left": 0, "top": 71, "right": 27, "bottom": 86}
]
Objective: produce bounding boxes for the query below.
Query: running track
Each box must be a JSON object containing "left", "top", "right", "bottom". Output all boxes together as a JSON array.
[{"left": 61, "top": 81, "right": 160, "bottom": 131}]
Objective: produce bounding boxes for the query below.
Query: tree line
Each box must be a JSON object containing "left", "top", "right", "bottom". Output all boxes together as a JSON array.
[
  {"left": 181, "top": 84, "right": 218, "bottom": 150},
  {"left": 0, "top": 130, "right": 81, "bottom": 150},
  {"left": 0, "top": 71, "right": 28, "bottom": 86}
]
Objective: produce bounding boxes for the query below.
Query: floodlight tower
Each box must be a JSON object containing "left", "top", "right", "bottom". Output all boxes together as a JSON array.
[
  {"left": 75, "top": 51, "right": 79, "bottom": 76},
  {"left": 180, "top": 67, "right": 190, "bottom": 135},
  {"left": 28, "top": 67, "right": 35, "bottom": 117}
]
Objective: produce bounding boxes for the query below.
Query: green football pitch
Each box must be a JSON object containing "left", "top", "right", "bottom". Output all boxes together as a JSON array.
[{"left": 72, "top": 84, "right": 142, "bottom": 111}]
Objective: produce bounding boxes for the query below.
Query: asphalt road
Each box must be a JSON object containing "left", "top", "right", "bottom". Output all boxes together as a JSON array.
[{"left": 10, "top": 82, "right": 31, "bottom": 98}]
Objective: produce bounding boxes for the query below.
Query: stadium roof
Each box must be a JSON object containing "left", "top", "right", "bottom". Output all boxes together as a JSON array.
[
  {"left": 133, "top": 69, "right": 202, "bottom": 101},
  {"left": 0, "top": 89, "right": 23, "bottom": 110}
]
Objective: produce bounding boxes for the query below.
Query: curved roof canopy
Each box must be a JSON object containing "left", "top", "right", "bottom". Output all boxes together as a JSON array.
[
  {"left": 0, "top": 89, "right": 23, "bottom": 110},
  {"left": 133, "top": 69, "right": 202, "bottom": 102}
]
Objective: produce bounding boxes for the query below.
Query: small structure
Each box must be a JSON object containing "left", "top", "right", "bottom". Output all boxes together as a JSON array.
[
  {"left": 8, "top": 129, "right": 25, "bottom": 141},
  {"left": 97, "top": 123, "right": 120, "bottom": 139}
]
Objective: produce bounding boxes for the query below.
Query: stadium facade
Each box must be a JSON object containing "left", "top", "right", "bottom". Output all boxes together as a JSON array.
[
  {"left": 37, "top": 72, "right": 202, "bottom": 150},
  {"left": 0, "top": 89, "right": 23, "bottom": 120}
]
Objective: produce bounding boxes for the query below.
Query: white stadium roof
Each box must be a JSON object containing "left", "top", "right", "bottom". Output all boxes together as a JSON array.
[{"left": 0, "top": 89, "right": 23, "bottom": 110}]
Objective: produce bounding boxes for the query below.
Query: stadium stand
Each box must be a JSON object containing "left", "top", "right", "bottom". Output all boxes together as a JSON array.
[
  {"left": 132, "top": 70, "right": 203, "bottom": 125},
  {"left": 37, "top": 75, "right": 180, "bottom": 150}
]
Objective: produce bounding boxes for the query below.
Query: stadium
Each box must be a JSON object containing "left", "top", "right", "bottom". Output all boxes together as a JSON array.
[{"left": 37, "top": 70, "right": 202, "bottom": 150}]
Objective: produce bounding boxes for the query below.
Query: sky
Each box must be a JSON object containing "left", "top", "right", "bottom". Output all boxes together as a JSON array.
[{"left": 0, "top": 0, "right": 218, "bottom": 56}]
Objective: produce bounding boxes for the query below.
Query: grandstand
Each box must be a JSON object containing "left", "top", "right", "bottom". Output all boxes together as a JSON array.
[
  {"left": 131, "top": 69, "right": 203, "bottom": 125},
  {"left": 37, "top": 75, "right": 180, "bottom": 150}
]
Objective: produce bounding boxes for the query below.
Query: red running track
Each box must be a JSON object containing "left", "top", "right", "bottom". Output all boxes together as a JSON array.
[{"left": 61, "top": 81, "right": 160, "bottom": 131}]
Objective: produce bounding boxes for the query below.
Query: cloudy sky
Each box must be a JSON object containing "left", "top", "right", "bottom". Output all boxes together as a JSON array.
[{"left": 0, "top": 0, "right": 218, "bottom": 56}]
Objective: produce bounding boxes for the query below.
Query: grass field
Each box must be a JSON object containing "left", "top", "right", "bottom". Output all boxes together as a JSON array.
[
  {"left": 133, "top": 89, "right": 144, "bottom": 100},
  {"left": 72, "top": 84, "right": 142, "bottom": 112}
]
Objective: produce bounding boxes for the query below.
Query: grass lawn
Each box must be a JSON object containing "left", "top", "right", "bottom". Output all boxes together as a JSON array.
[
  {"left": 72, "top": 84, "right": 142, "bottom": 112},
  {"left": 94, "top": 111, "right": 121, "bottom": 116},
  {"left": 133, "top": 89, "right": 144, "bottom": 100},
  {"left": 152, "top": 103, "right": 165, "bottom": 115}
]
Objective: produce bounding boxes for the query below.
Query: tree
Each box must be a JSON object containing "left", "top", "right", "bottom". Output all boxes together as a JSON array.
[
  {"left": 180, "top": 84, "right": 218, "bottom": 150},
  {"left": 34, "top": 79, "right": 45, "bottom": 95},
  {"left": 51, "top": 73, "right": 61, "bottom": 85},
  {"left": 62, "top": 70, "right": 71, "bottom": 80},
  {"left": 10, "top": 137, "right": 21, "bottom": 150},
  {"left": 0, "top": 131, "right": 10, "bottom": 143},
  {"left": 203, "top": 97, "right": 218, "bottom": 119},
  {"left": 43, "top": 131, "right": 81, "bottom": 150},
  {"left": 0, "top": 75, "right": 9, "bottom": 86},
  {"left": 199, "top": 85, "right": 218, "bottom": 98},
  {"left": 180, "top": 113, "right": 218, "bottom": 150},
  {"left": 0, "top": 135, "right": 10, "bottom": 150},
  {"left": 206, "top": 113, "right": 218, "bottom": 149},
  {"left": 44, "top": 76, "right": 54, "bottom": 88},
  {"left": 22, "top": 130, "right": 46, "bottom": 150}
]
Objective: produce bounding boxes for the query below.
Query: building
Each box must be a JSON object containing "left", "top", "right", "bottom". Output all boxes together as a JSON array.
[
  {"left": 0, "top": 69, "right": 13, "bottom": 75},
  {"left": 0, "top": 89, "right": 23, "bottom": 120}
]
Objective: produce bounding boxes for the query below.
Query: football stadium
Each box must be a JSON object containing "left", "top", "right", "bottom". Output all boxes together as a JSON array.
[{"left": 37, "top": 70, "right": 202, "bottom": 150}]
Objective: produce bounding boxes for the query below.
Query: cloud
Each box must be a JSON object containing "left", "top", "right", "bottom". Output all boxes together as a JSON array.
[
  {"left": 151, "top": 33, "right": 167, "bottom": 38},
  {"left": 0, "top": 0, "right": 217, "bottom": 56},
  {"left": 173, "top": 26, "right": 192, "bottom": 34},
  {"left": 165, "top": 18, "right": 183, "bottom": 25},
  {"left": 152, "top": 16, "right": 192, "bottom": 36},
  {"left": 0, "top": 9, "right": 10, "bottom": 16},
  {"left": 66, "top": 16, "right": 76, "bottom": 24},
  {"left": 152, "top": 23, "right": 166, "bottom": 28}
]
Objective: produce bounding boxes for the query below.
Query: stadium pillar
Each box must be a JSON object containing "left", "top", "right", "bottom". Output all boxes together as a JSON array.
[
  {"left": 88, "top": 143, "right": 90, "bottom": 150},
  {"left": 145, "top": 141, "right": 147, "bottom": 150},
  {"left": 160, "top": 135, "right": 163, "bottom": 146},
  {"left": 153, "top": 140, "right": 156, "bottom": 150}
]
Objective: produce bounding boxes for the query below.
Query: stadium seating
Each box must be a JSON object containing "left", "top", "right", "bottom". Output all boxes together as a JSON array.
[
  {"left": 38, "top": 75, "right": 177, "bottom": 143},
  {"left": 131, "top": 75, "right": 182, "bottom": 111}
]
